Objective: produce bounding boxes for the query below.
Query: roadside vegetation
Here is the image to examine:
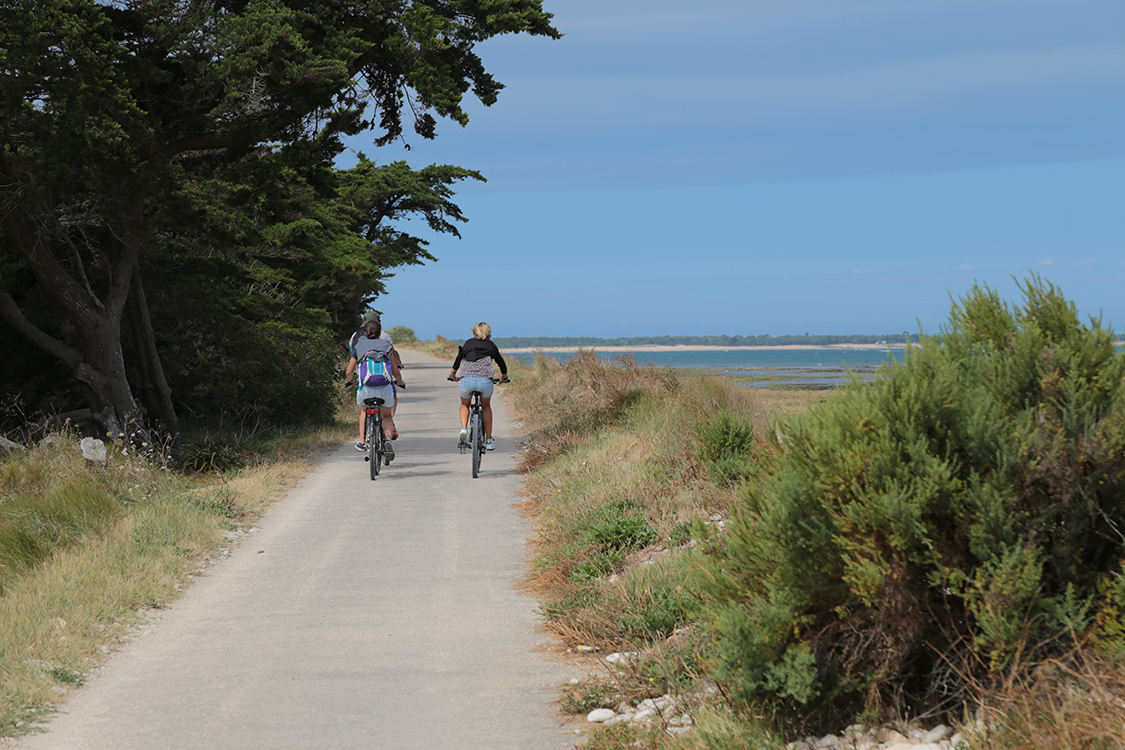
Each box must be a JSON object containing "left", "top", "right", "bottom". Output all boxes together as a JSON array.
[
  {"left": 508, "top": 278, "right": 1125, "bottom": 749},
  {"left": 0, "top": 405, "right": 352, "bottom": 736}
]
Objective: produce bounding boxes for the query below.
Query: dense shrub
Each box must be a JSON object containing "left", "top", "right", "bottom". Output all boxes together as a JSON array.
[
  {"left": 698, "top": 278, "right": 1125, "bottom": 730},
  {"left": 387, "top": 326, "right": 417, "bottom": 344},
  {"left": 696, "top": 410, "right": 759, "bottom": 484}
]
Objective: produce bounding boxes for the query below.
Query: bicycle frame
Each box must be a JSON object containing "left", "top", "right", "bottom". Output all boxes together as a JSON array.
[{"left": 364, "top": 396, "right": 388, "bottom": 479}]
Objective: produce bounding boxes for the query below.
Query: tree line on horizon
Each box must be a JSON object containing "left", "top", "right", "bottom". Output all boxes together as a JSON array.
[{"left": 494, "top": 333, "right": 923, "bottom": 348}]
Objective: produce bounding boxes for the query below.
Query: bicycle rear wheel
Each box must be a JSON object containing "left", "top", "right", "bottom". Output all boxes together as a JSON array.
[
  {"left": 369, "top": 415, "right": 381, "bottom": 478},
  {"left": 470, "top": 410, "right": 483, "bottom": 479}
]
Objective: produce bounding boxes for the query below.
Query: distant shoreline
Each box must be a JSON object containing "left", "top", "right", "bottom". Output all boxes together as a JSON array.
[{"left": 503, "top": 343, "right": 906, "bottom": 354}]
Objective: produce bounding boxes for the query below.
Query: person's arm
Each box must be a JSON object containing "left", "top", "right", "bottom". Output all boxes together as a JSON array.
[
  {"left": 490, "top": 343, "right": 509, "bottom": 379},
  {"left": 390, "top": 347, "right": 405, "bottom": 386},
  {"left": 345, "top": 356, "right": 358, "bottom": 383},
  {"left": 449, "top": 344, "right": 465, "bottom": 379}
]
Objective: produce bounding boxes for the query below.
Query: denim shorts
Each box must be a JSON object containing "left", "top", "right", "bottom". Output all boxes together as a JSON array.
[
  {"left": 356, "top": 382, "right": 395, "bottom": 407},
  {"left": 458, "top": 377, "right": 494, "bottom": 399}
]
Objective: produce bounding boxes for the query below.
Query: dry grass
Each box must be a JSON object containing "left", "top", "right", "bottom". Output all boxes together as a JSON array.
[
  {"left": 0, "top": 415, "right": 350, "bottom": 737},
  {"left": 510, "top": 353, "right": 789, "bottom": 650},
  {"left": 397, "top": 335, "right": 460, "bottom": 360},
  {"left": 961, "top": 650, "right": 1125, "bottom": 750}
]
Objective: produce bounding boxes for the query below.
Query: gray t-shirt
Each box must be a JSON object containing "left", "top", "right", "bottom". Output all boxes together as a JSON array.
[{"left": 351, "top": 333, "right": 394, "bottom": 363}]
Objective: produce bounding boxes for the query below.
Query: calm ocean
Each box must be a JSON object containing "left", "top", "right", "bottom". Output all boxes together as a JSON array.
[{"left": 509, "top": 348, "right": 904, "bottom": 389}]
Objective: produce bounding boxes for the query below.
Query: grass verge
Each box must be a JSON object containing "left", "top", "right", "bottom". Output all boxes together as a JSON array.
[
  {"left": 509, "top": 352, "right": 795, "bottom": 748},
  {"left": 0, "top": 411, "right": 351, "bottom": 736}
]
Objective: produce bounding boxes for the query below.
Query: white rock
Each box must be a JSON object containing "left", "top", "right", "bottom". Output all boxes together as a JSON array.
[
  {"left": 886, "top": 744, "right": 916, "bottom": 750},
  {"left": 81, "top": 437, "right": 107, "bottom": 464},
  {"left": 576, "top": 645, "right": 599, "bottom": 653},
  {"left": 815, "top": 735, "right": 838, "bottom": 748},
  {"left": 630, "top": 708, "right": 657, "bottom": 723},
  {"left": 605, "top": 651, "right": 639, "bottom": 664},
  {"left": 586, "top": 708, "right": 616, "bottom": 723},
  {"left": 0, "top": 436, "right": 24, "bottom": 456},
  {"left": 924, "top": 725, "right": 953, "bottom": 743},
  {"left": 638, "top": 696, "right": 672, "bottom": 712}
]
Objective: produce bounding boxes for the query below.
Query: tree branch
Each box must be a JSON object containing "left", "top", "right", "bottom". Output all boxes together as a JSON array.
[{"left": 0, "top": 289, "right": 83, "bottom": 368}]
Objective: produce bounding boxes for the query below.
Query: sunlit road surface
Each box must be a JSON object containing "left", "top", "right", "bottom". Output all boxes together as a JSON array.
[{"left": 14, "top": 350, "right": 575, "bottom": 750}]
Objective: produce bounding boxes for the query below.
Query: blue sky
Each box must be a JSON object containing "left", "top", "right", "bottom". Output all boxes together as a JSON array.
[{"left": 342, "top": 0, "right": 1125, "bottom": 340}]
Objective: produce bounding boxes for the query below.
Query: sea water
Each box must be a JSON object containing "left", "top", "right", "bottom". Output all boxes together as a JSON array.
[{"left": 508, "top": 348, "right": 904, "bottom": 389}]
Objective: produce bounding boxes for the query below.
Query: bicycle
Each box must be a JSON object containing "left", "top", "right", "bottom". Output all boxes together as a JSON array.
[
  {"left": 448, "top": 376, "right": 505, "bottom": 478},
  {"left": 362, "top": 396, "right": 391, "bottom": 479}
]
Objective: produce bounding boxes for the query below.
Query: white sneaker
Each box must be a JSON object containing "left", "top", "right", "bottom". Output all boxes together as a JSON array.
[
  {"left": 485, "top": 439, "right": 495, "bottom": 451},
  {"left": 458, "top": 428, "right": 468, "bottom": 445}
]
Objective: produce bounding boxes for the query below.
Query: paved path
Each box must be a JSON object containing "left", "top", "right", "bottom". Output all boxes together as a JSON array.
[{"left": 15, "top": 350, "right": 576, "bottom": 750}]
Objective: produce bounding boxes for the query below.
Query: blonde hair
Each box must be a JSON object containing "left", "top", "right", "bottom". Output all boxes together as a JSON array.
[{"left": 472, "top": 321, "right": 492, "bottom": 339}]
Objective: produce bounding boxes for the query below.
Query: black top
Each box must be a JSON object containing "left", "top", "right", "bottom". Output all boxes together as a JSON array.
[{"left": 452, "top": 338, "right": 508, "bottom": 375}]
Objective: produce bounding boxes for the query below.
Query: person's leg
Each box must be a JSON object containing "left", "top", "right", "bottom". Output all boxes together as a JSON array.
[
  {"left": 381, "top": 406, "right": 395, "bottom": 440},
  {"left": 481, "top": 397, "right": 493, "bottom": 440},
  {"left": 460, "top": 397, "right": 471, "bottom": 429},
  {"left": 357, "top": 405, "right": 367, "bottom": 447}
]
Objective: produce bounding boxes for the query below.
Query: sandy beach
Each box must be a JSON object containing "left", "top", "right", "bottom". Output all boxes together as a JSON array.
[{"left": 502, "top": 343, "right": 906, "bottom": 354}]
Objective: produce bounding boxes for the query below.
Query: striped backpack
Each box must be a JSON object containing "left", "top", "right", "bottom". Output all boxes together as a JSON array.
[{"left": 358, "top": 351, "right": 393, "bottom": 387}]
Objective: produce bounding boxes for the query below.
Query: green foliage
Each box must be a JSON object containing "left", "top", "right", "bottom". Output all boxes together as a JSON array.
[
  {"left": 591, "top": 515, "right": 659, "bottom": 552},
  {"left": 615, "top": 568, "right": 700, "bottom": 641},
  {"left": 0, "top": 0, "right": 555, "bottom": 439},
  {"left": 571, "top": 549, "right": 625, "bottom": 583},
  {"left": 560, "top": 680, "right": 618, "bottom": 714},
  {"left": 387, "top": 326, "right": 418, "bottom": 344},
  {"left": 698, "top": 277, "right": 1125, "bottom": 729},
  {"left": 696, "top": 411, "right": 758, "bottom": 484}
]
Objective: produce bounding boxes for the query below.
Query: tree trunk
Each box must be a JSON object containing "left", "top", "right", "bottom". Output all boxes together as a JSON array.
[
  {"left": 127, "top": 271, "right": 179, "bottom": 438},
  {"left": 0, "top": 202, "right": 163, "bottom": 447}
]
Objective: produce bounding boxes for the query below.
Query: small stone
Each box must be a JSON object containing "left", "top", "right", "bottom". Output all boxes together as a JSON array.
[
  {"left": 0, "top": 436, "right": 25, "bottom": 456},
  {"left": 586, "top": 708, "right": 616, "bottom": 723},
  {"left": 924, "top": 726, "right": 953, "bottom": 743},
  {"left": 81, "top": 437, "right": 108, "bottom": 464},
  {"left": 630, "top": 708, "right": 657, "bottom": 723},
  {"left": 815, "top": 735, "right": 838, "bottom": 748},
  {"left": 605, "top": 651, "right": 639, "bottom": 664}
]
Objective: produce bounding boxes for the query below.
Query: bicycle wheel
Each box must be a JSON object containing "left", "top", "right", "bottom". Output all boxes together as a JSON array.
[
  {"left": 369, "top": 414, "right": 381, "bottom": 478},
  {"left": 470, "top": 409, "right": 483, "bottom": 479}
]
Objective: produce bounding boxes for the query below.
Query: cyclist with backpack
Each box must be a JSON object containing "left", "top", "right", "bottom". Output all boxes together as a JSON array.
[
  {"left": 345, "top": 319, "right": 405, "bottom": 457},
  {"left": 350, "top": 311, "right": 404, "bottom": 423},
  {"left": 449, "top": 322, "right": 509, "bottom": 450}
]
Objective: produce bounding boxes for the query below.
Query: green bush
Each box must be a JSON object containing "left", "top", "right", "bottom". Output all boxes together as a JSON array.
[
  {"left": 387, "top": 325, "right": 417, "bottom": 344},
  {"left": 590, "top": 515, "right": 658, "bottom": 552},
  {"left": 698, "top": 277, "right": 1125, "bottom": 730},
  {"left": 696, "top": 411, "right": 758, "bottom": 484}
]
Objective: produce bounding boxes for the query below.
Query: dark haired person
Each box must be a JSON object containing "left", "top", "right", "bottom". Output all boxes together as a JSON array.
[
  {"left": 349, "top": 310, "right": 405, "bottom": 426},
  {"left": 448, "top": 321, "right": 509, "bottom": 450},
  {"left": 345, "top": 319, "right": 404, "bottom": 457}
]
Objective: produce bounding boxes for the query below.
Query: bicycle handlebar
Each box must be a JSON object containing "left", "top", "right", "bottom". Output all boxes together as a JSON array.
[{"left": 448, "top": 376, "right": 509, "bottom": 383}]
